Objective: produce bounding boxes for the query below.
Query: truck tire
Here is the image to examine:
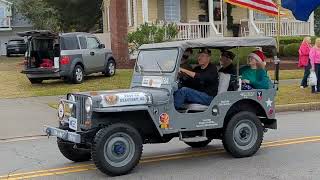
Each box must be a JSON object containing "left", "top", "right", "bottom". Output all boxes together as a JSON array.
[
  {"left": 185, "top": 140, "right": 211, "bottom": 148},
  {"left": 71, "top": 65, "right": 84, "bottom": 84},
  {"left": 92, "top": 123, "right": 143, "bottom": 176},
  {"left": 6, "top": 53, "right": 10, "bottom": 57},
  {"left": 57, "top": 138, "right": 91, "bottom": 162},
  {"left": 222, "top": 111, "right": 263, "bottom": 158},
  {"left": 104, "top": 60, "right": 116, "bottom": 77},
  {"left": 28, "top": 78, "right": 43, "bottom": 84}
]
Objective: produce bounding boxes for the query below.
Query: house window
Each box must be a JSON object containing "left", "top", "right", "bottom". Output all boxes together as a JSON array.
[
  {"left": 0, "top": 6, "right": 5, "bottom": 27},
  {"left": 164, "top": 0, "right": 181, "bottom": 22}
]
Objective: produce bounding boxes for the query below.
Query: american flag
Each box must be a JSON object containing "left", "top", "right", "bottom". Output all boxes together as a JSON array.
[{"left": 224, "top": 0, "right": 280, "bottom": 16}]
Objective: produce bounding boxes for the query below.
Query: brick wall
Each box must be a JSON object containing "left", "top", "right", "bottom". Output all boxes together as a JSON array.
[{"left": 110, "top": 0, "right": 135, "bottom": 69}]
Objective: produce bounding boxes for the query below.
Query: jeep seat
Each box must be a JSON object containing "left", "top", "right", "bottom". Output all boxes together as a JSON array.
[{"left": 183, "top": 104, "right": 209, "bottom": 113}]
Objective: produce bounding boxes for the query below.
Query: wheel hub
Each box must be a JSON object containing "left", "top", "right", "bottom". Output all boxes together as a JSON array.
[
  {"left": 233, "top": 119, "right": 258, "bottom": 150},
  {"left": 113, "top": 142, "right": 126, "bottom": 156},
  {"left": 103, "top": 132, "right": 135, "bottom": 168}
]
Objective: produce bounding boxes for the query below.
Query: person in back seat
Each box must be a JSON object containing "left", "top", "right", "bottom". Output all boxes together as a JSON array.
[
  {"left": 219, "top": 50, "right": 237, "bottom": 91},
  {"left": 174, "top": 48, "right": 219, "bottom": 110}
]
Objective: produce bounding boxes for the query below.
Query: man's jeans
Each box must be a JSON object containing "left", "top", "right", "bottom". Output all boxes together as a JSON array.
[{"left": 174, "top": 87, "right": 213, "bottom": 109}]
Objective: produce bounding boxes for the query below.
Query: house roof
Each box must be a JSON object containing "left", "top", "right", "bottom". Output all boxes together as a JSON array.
[{"left": 139, "top": 37, "right": 277, "bottom": 50}]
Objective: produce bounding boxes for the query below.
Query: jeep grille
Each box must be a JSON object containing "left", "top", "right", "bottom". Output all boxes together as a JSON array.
[{"left": 74, "top": 95, "right": 87, "bottom": 126}]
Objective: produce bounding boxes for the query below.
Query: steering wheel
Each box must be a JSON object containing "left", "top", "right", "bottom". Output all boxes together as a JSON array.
[{"left": 177, "top": 72, "right": 191, "bottom": 89}]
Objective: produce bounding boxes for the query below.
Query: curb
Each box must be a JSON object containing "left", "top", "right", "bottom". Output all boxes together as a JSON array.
[{"left": 276, "top": 102, "right": 320, "bottom": 113}]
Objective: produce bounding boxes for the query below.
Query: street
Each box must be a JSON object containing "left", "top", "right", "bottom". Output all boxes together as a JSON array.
[{"left": 0, "top": 111, "right": 320, "bottom": 180}]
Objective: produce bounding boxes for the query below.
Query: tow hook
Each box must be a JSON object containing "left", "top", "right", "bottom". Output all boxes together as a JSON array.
[{"left": 263, "top": 128, "right": 268, "bottom": 133}]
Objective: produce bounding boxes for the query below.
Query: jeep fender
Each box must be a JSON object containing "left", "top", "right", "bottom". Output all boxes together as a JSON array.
[
  {"left": 223, "top": 99, "right": 270, "bottom": 128},
  {"left": 94, "top": 105, "right": 163, "bottom": 136}
]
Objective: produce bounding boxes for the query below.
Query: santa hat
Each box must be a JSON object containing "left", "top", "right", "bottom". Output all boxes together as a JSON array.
[{"left": 248, "top": 50, "right": 266, "bottom": 64}]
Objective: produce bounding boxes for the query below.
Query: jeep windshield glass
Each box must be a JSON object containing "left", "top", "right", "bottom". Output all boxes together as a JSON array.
[{"left": 136, "top": 48, "right": 178, "bottom": 73}]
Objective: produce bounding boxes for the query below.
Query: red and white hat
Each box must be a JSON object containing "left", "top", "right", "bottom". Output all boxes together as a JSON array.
[{"left": 248, "top": 50, "right": 266, "bottom": 64}]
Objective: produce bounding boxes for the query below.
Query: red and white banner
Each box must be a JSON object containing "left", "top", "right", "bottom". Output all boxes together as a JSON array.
[{"left": 224, "top": 0, "right": 280, "bottom": 16}]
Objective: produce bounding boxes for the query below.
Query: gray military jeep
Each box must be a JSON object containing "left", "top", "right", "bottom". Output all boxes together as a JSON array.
[
  {"left": 45, "top": 37, "right": 279, "bottom": 176},
  {"left": 19, "top": 30, "right": 116, "bottom": 84}
]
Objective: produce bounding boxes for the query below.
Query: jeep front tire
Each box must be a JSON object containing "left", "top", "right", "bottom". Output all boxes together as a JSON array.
[
  {"left": 92, "top": 123, "right": 143, "bottom": 176},
  {"left": 222, "top": 111, "right": 263, "bottom": 158},
  {"left": 57, "top": 138, "right": 91, "bottom": 162}
]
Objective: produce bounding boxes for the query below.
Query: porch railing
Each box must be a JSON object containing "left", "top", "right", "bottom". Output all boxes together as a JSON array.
[
  {"left": 175, "top": 22, "right": 223, "bottom": 40},
  {"left": 0, "top": 17, "right": 11, "bottom": 28},
  {"left": 255, "top": 20, "right": 311, "bottom": 37},
  {"left": 175, "top": 22, "right": 212, "bottom": 40}
]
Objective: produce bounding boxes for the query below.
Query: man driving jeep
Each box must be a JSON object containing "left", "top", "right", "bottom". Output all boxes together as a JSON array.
[{"left": 174, "top": 48, "right": 219, "bottom": 109}]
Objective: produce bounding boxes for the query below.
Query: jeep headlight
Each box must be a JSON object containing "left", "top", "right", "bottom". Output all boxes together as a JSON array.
[
  {"left": 85, "top": 97, "right": 93, "bottom": 113},
  {"left": 67, "top": 94, "right": 75, "bottom": 109}
]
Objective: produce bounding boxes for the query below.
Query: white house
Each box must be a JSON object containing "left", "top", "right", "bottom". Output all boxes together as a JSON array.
[{"left": 0, "top": 0, "right": 33, "bottom": 56}]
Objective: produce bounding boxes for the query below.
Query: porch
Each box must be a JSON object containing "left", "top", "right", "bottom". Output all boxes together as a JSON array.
[{"left": 239, "top": 10, "right": 314, "bottom": 37}]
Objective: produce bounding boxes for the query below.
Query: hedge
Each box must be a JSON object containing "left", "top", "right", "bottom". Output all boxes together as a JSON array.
[
  {"left": 279, "top": 36, "right": 317, "bottom": 45},
  {"left": 283, "top": 43, "right": 300, "bottom": 57}
]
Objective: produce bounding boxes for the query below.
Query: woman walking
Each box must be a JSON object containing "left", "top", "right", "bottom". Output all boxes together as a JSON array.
[
  {"left": 309, "top": 38, "right": 320, "bottom": 93},
  {"left": 299, "top": 37, "right": 312, "bottom": 88}
]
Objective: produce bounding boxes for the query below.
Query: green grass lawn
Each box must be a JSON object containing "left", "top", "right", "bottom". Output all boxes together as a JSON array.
[
  {"left": 0, "top": 56, "right": 132, "bottom": 98},
  {"left": 269, "top": 69, "right": 304, "bottom": 80},
  {"left": 1, "top": 56, "right": 319, "bottom": 106}
]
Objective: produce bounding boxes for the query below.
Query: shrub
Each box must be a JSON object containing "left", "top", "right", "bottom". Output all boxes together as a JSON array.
[
  {"left": 283, "top": 43, "right": 300, "bottom": 57},
  {"left": 279, "top": 36, "right": 317, "bottom": 45},
  {"left": 127, "top": 23, "right": 178, "bottom": 53}
]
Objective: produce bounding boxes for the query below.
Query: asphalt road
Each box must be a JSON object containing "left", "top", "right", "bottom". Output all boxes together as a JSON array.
[
  {"left": 0, "top": 96, "right": 60, "bottom": 139},
  {"left": 0, "top": 111, "right": 320, "bottom": 180}
]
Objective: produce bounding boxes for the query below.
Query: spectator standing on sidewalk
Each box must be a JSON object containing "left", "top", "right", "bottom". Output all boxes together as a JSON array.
[
  {"left": 299, "top": 37, "right": 312, "bottom": 88},
  {"left": 309, "top": 38, "right": 320, "bottom": 93}
]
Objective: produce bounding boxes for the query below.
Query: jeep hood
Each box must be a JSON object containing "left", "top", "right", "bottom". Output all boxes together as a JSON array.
[{"left": 74, "top": 87, "right": 170, "bottom": 107}]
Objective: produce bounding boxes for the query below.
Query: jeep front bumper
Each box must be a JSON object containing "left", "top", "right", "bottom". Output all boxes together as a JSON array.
[{"left": 44, "top": 126, "right": 81, "bottom": 143}]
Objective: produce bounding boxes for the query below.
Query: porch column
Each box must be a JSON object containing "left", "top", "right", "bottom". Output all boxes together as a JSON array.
[
  {"left": 133, "top": 0, "right": 138, "bottom": 29},
  {"left": 208, "top": 0, "right": 214, "bottom": 24},
  {"left": 208, "top": 0, "right": 214, "bottom": 36},
  {"left": 248, "top": 9, "right": 255, "bottom": 36},
  {"left": 310, "top": 12, "right": 315, "bottom": 36},
  {"left": 142, "top": 0, "right": 149, "bottom": 23}
]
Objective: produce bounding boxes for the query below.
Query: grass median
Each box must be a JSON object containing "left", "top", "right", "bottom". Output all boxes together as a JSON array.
[{"left": 1, "top": 56, "right": 319, "bottom": 106}]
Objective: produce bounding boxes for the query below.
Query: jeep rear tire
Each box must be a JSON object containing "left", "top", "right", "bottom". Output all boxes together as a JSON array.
[
  {"left": 92, "top": 123, "right": 143, "bottom": 176},
  {"left": 185, "top": 140, "right": 212, "bottom": 148},
  {"left": 222, "top": 111, "right": 263, "bottom": 158},
  {"left": 57, "top": 138, "right": 91, "bottom": 162},
  {"left": 28, "top": 78, "right": 43, "bottom": 84},
  {"left": 71, "top": 65, "right": 84, "bottom": 84},
  {"left": 104, "top": 60, "right": 116, "bottom": 77}
]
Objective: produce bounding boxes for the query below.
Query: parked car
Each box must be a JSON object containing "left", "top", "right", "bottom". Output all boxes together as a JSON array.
[
  {"left": 6, "top": 38, "right": 27, "bottom": 57},
  {"left": 45, "top": 37, "right": 279, "bottom": 176},
  {"left": 18, "top": 30, "right": 116, "bottom": 84}
]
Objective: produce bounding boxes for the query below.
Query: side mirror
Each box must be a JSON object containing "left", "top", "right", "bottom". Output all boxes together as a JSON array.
[{"left": 99, "top": 44, "right": 105, "bottom": 49}]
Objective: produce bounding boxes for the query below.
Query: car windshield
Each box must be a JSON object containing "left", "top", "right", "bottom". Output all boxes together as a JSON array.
[
  {"left": 8, "top": 40, "right": 25, "bottom": 45},
  {"left": 136, "top": 48, "right": 178, "bottom": 73}
]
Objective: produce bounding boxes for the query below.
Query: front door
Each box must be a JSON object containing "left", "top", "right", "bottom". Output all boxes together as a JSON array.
[
  {"left": 85, "top": 36, "right": 105, "bottom": 72},
  {"left": 164, "top": 0, "right": 181, "bottom": 22}
]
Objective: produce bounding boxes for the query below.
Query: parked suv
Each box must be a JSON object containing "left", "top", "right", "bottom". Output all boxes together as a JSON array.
[
  {"left": 19, "top": 30, "right": 116, "bottom": 84},
  {"left": 6, "top": 38, "right": 27, "bottom": 57}
]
